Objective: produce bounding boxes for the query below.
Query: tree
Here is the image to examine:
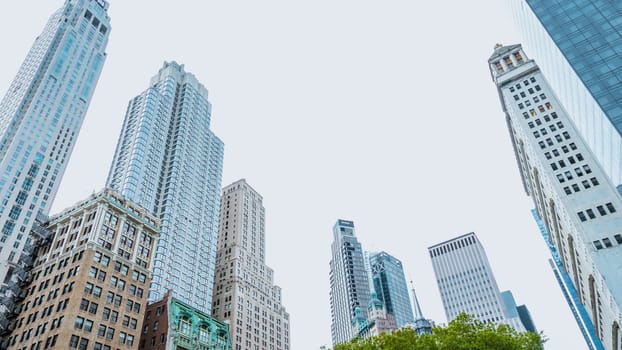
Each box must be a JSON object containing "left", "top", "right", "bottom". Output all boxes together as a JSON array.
[{"left": 334, "top": 314, "right": 545, "bottom": 350}]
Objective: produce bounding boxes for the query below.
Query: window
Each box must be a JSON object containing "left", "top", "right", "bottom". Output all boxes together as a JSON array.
[
  {"left": 74, "top": 317, "right": 84, "bottom": 329},
  {"left": 78, "top": 338, "right": 88, "bottom": 350},
  {"left": 586, "top": 209, "right": 596, "bottom": 219},
  {"left": 565, "top": 171, "right": 573, "bottom": 180},
  {"left": 607, "top": 203, "right": 616, "bottom": 213},
  {"left": 582, "top": 180, "right": 591, "bottom": 189},
  {"left": 563, "top": 132, "right": 571, "bottom": 140},
  {"left": 533, "top": 131, "right": 540, "bottom": 138},
  {"left": 603, "top": 238, "right": 613, "bottom": 248},
  {"left": 563, "top": 187, "right": 572, "bottom": 195},
  {"left": 98, "top": 325, "right": 106, "bottom": 337},
  {"left": 80, "top": 299, "right": 89, "bottom": 311},
  {"left": 578, "top": 212, "right": 587, "bottom": 222},
  {"left": 583, "top": 165, "right": 592, "bottom": 174},
  {"left": 545, "top": 102, "right": 553, "bottom": 110},
  {"left": 575, "top": 168, "right": 583, "bottom": 177},
  {"left": 557, "top": 121, "right": 564, "bottom": 129},
  {"left": 518, "top": 103, "right": 524, "bottom": 110},
  {"left": 614, "top": 234, "right": 622, "bottom": 244},
  {"left": 558, "top": 160, "right": 566, "bottom": 168},
  {"left": 89, "top": 302, "right": 98, "bottom": 314},
  {"left": 106, "top": 327, "right": 115, "bottom": 340},
  {"left": 597, "top": 206, "right": 607, "bottom": 216},
  {"left": 576, "top": 153, "right": 584, "bottom": 161},
  {"left": 544, "top": 152, "right": 551, "bottom": 160},
  {"left": 572, "top": 184, "right": 581, "bottom": 192},
  {"left": 557, "top": 174, "right": 565, "bottom": 183},
  {"left": 568, "top": 156, "right": 576, "bottom": 164},
  {"left": 551, "top": 163, "right": 558, "bottom": 171},
  {"left": 69, "top": 335, "right": 79, "bottom": 348},
  {"left": 593, "top": 240, "right": 604, "bottom": 250}
]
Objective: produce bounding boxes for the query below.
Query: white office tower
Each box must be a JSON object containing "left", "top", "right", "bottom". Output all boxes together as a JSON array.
[
  {"left": 330, "top": 220, "right": 371, "bottom": 345},
  {"left": 428, "top": 232, "right": 525, "bottom": 331},
  {"left": 0, "top": 0, "right": 110, "bottom": 284},
  {"left": 489, "top": 44, "right": 622, "bottom": 348},
  {"left": 212, "top": 180, "right": 290, "bottom": 350}
]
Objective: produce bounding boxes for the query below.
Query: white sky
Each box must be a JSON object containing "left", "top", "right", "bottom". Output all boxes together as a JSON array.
[{"left": 0, "top": 1, "right": 586, "bottom": 349}]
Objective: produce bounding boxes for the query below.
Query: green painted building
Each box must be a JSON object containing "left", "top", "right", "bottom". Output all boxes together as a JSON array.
[{"left": 140, "top": 291, "right": 231, "bottom": 350}]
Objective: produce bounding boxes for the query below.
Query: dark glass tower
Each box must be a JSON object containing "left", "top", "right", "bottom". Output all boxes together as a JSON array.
[{"left": 511, "top": 0, "right": 622, "bottom": 187}]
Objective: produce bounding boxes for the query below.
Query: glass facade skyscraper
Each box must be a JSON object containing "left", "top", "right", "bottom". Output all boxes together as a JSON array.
[
  {"left": 107, "top": 61, "right": 224, "bottom": 313},
  {"left": 367, "top": 251, "right": 414, "bottom": 328},
  {"left": 510, "top": 0, "right": 622, "bottom": 187},
  {"left": 0, "top": 0, "right": 110, "bottom": 284},
  {"left": 329, "top": 219, "right": 370, "bottom": 345}
]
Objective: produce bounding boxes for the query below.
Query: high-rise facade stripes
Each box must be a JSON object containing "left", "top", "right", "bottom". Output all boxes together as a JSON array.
[
  {"left": 106, "top": 62, "right": 224, "bottom": 313},
  {"left": 0, "top": 0, "right": 110, "bottom": 284},
  {"left": 428, "top": 232, "right": 525, "bottom": 331},
  {"left": 329, "top": 219, "right": 370, "bottom": 345}
]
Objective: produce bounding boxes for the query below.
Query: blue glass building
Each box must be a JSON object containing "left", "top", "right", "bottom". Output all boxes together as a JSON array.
[
  {"left": 0, "top": 0, "right": 110, "bottom": 284},
  {"left": 510, "top": 0, "right": 622, "bottom": 187},
  {"left": 367, "top": 251, "right": 414, "bottom": 328},
  {"left": 532, "top": 209, "right": 604, "bottom": 350},
  {"left": 107, "top": 62, "right": 224, "bottom": 313}
]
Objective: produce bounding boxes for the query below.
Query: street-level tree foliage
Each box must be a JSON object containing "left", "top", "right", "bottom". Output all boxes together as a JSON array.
[{"left": 333, "top": 314, "right": 545, "bottom": 350}]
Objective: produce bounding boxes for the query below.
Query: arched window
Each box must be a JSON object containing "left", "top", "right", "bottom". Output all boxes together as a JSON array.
[
  {"left": 612, "top": 321, "right": 619, "bottom": 350},
  {"left": 588, "top": 275, "right": 600, "bottom": 339}
]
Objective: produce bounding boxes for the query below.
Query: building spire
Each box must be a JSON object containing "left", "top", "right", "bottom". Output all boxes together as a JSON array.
[
  {"left": 410, "top": 281, "right": 432, "bottom": 335},
  {"left": 410, "top": 281, "right": 425, "bottom": 320}
]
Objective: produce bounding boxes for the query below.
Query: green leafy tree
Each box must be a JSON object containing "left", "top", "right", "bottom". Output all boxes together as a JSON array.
[{"left": 334, "top": 314, "right": 545, "bottom": 350}]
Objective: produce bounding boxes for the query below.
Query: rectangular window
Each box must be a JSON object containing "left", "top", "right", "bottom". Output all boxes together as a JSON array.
[
  {"left": 586, "top": 209, "right": 596, "bottom": 219},
  {"left": 597, "top": 206, "right": 607, "bottom": 216},
  {"left": 578, "top": 212, "right": 587, "bottom": 222},
  {"left": 606, "top": 203, "right": 616, "bottom": 213}
]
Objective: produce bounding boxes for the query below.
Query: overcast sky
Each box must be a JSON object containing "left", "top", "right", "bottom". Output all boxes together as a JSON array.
[{"left": 0, "top": 1, "right": 586, "bottom": 349}]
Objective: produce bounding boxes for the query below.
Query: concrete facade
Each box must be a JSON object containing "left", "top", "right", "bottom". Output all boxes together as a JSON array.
[
  {"left": 212, "top": 180, "right": 289, "bottom": 350},
  {"left": 489, "top": 44, "right": 622, "bottom": 349}
]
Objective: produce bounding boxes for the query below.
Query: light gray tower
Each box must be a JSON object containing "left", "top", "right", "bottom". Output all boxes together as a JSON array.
[
  {"left": 329, "top": 220, "right": 371, "bottom": 345},
  {"left": 212, "top": 179, "right": 290, "bottom": 350},
  {"left": 106, "top": 62, "right": 224, "bottom": 313},
  {"left": 0, "top": 0, "right": 110, "bottom": 284},
  {"left": 489, "top": 43, "right": 622, "bottom": 349},
  {"left": 428, "top": 232, "right": 525, "bottom": 331}
]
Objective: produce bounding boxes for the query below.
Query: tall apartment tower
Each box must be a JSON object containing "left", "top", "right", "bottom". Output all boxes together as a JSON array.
[
  {"left": 1, "top": 189, "right": 159, "bottom": 349},
  {"left": 212, "top": 180, "right": 290, "bottom": 350},
  {"left": 329, "top": 219, "right": 370, "bottom": 345},
  {"left": 428, "top": 232, "right": 525, "bottom": 331},
  {"left": 509, "top": 0, "right": 622, "bottom": 188},
  {"left": 367, "top": 251, "right": 414, "bottom": 328},
  {"left": 489, "top": 44, "right": 622, "bottom": 349},
  {"left": 0, "top": 0, "right": 110, "bottom": 284},
  {"left": 106, "top": 62, "right": 224, "bottom": 313}
]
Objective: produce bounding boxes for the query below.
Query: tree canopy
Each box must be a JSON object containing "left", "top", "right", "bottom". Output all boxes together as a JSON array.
[{"left": 333, "top": 314, "right": 545, "bottom": 350}]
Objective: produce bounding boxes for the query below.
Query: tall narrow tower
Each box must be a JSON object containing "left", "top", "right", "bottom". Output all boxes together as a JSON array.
[
  {"left": 0, "top": 0, "right": 110, "bottom": 284},
  {"left": 409, "top": 283, "right": 432, "bottom": 335},
  {"left": 212, "top": 179, "right": 290, "bottom": 350},
  {"left": 489, "top": 43, "right": 622, "bottom": 349},
  {"left": 106, "top": 62, "right": 224, "bottom": 313},
  {"left": 428, "top": 232, "right": 525, "bottom": 331},
  {"left": 329, "top": 219, "right": 370, "bottom": 345}
]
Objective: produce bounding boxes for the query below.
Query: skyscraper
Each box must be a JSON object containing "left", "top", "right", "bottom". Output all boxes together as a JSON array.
[
  {"left": 212, "top": 179, "right": 290, "bottom": 350},
  {"left": 329, "top": 219, "right": 370, "bottom": 345},
  {"left": 106, "top": 61, "right": 224, "bottom": 313},
  {"left": 509, "top": 0, "right": 622, "bottom": 188},
  {"left": 489, "top": 44, "right": 622, "bottom": 349},
  {"left": 367, "top": 251, "right": 414, "bottom": 328},
  {"left": 0, "top": 0, "right": 110, "bottom": 284},
  {"left": 428, "top": 232, "right": 525, "bottom": 331}
]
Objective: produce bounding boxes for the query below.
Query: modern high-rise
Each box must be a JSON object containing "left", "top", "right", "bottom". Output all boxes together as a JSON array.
[
  {"left": 1, "top": 189, "right": 159, "bottom": 349},
  {"left": 212, "top": 180, "right": 290, "bottom": 350},
  {"left": 0, "top": 0, "right": 110, "bottom": 284},
  {"left": 366, "top": 251, "right": 414, "bottom": 328},
  {"left": 106, "top": 61, "right": 224, "bottom": 313},
  {"left": 489, "top": 44, "right": 622, "bottom": 349},
  {"left": 509, "top": 0, "right": 622, "bottom": 188},
  {"left": 329, "top": 219, "right": 370, "bottom": 345},
  {"left": 428, "top": 232, "right": 525, "bottom": 331}
]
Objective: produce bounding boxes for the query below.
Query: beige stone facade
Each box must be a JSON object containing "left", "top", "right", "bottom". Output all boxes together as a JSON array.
[
  {"left": 2, "top": 189, "right": 158, "bottom": 350},
  {"left": 212, "top": 180, "right": 289, "bottom": 350}
]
